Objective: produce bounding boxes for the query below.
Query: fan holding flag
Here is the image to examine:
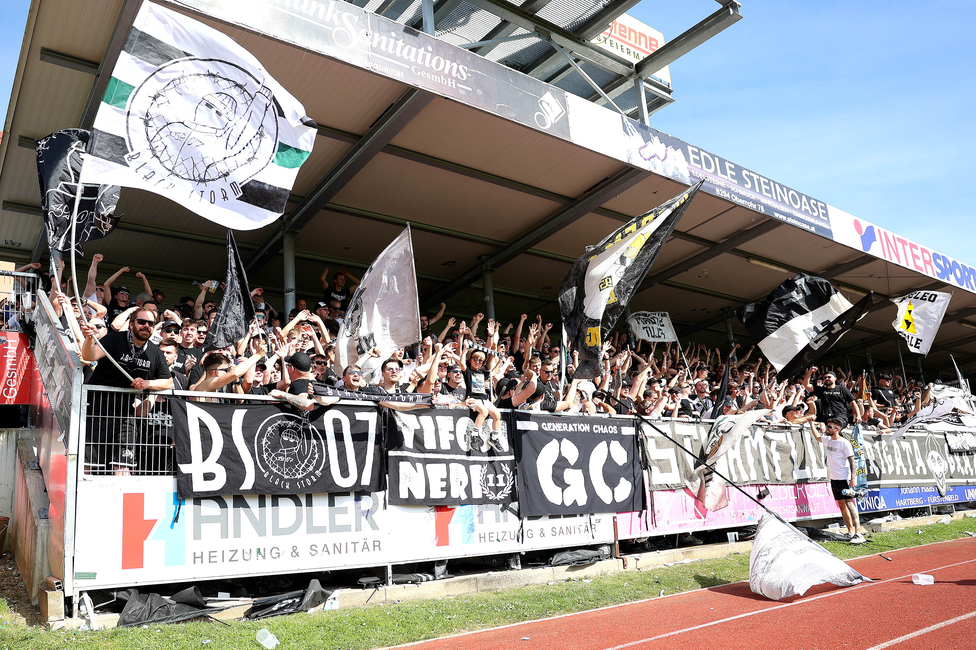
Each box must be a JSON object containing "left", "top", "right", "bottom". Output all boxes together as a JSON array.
[{"left": 59, "top": 1, "right": 316, "bottom": 383}]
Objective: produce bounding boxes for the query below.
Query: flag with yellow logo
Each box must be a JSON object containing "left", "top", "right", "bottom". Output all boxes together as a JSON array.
[
  {"left": 891, "top": 290, "right": 951, "bottom": 355},
  {"left": 558, "top": 180, "right": 703, "bottom": 379}
]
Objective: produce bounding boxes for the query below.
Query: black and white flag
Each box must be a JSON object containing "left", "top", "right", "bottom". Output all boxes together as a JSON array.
[
  {"left": 685, "top": 410, "right": 769, "bottom": 511},
  {"left": 387, "top": 409, "right": 516, "bottom": 506},
  {"left": 335, "top": 227, "right": 421, "bottom": 381},
  {"left": 35, "top": 129, "right": 121, "bottom": 256},
  {"left": 514, "top": 412, "right": 643, "bottom": 517},
  {"left": 204, "top": 231, "right": 254, "bottom": 350},
  {"left": 173, "top": 400, "right": 383, "bottom": 498},
  {"left": 736, "top": 274, "right": 874, "bottom": 380},
  {"left": 80, "top": 2, "right": 316, "bottom": 229},
  {"left": 559, "top": 181, "right": 703, "bottom": 379}
]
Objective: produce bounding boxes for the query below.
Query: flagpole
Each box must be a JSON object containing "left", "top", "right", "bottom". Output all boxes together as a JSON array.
[
  {"left": 895, "top": 339, "right": 907, "bottom": 386},
  {"left": 67, "top": 167, "right": 135, "bottom": 383},
  {"left": 602, "top": 392, "right": 773, "bottom": 513},
  {"left": 559, "top": 324, "right": 567, "bottom": 392}
]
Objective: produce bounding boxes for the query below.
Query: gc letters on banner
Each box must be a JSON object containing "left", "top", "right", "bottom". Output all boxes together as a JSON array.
[
  {"left": 387, "top": 409, "right": 516, "bottom": 506},
  {"left": 514, "top": 412, "right": 643, "bottom": 517},
  {"left": 173, "top": 399, "right": 384, "bottom": 498}
]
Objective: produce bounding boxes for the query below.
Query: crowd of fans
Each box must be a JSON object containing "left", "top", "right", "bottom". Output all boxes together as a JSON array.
[{"left": 20, "top": 256, "right": 941, "bottom": 439}]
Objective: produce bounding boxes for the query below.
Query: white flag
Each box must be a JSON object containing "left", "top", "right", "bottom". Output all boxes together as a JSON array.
[
  {"left": 685, "top": 410, "right": 769, "bottom": 511},
  {"left": 891, "top": 290, "right": 951, "bottom": 355},
  {"left": 627, "top": 311, "right": 676, "bottom": 342},
  {"left": 80, "top": 2, "right": 317, "bottom": 230},
  {"left": 336, "top": 227, "right": 421, "bottom": 381},
  {"left": 750, "top": 511, "right": 868, "bottom": 601}
]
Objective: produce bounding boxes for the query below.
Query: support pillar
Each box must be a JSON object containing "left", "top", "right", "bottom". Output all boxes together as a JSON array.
[
  {"left": 283, "top": 231, "right": 296, "bottom": 318},
  {"left": 634, "top": 77, "right": 649, "bottom": 125},
  {"left": 865, "top": 348, "right": 876, "bottom": 377},
  {"left": 478, "top": 255, "right": 495, "bottom": 321},
  {"left": 724, "top": 309, "right": 736, "bottom": 364}
]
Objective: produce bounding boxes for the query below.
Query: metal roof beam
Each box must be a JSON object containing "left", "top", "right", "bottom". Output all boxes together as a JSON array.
[
  {"left": 38, "top": 48, "right": 99, "bottom": 74},
  {"left": 243, "top": 89, "right": 433, "bottom": 273},
  {"left": 929, "top": 332, "right": 976, "bottom": 355},
  {"left": 470, "top": 0, "right": 553, "bottom": 56},
  {"left": 420, "top": 167, "right": 647, "bottom": 307},
  {"left": 637, "top": 217, "right": 780, "bottom": 291},
  {"left": 462, "top": 0, "right": 635, "bottom": 77},
  {"left": 520, "top": 0, "right": 641, "bottom": 79},
  {"left": 635, "top": 2, "right": 741, "bottom": 80},
  {"left": 78, "top": 0, "right": 140, "bottom": 129},
  {"left": 820, "top": 254, "right": 876, "bottom": 279}
]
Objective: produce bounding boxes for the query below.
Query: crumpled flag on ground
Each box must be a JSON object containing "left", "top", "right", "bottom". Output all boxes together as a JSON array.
[{"left": 750, "top": 511, "right": 869, "bottom": 600}]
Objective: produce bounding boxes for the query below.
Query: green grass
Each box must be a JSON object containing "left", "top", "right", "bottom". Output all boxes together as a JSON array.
[{"left": 3, "top": 517, "right": 974, "bottom": 650}]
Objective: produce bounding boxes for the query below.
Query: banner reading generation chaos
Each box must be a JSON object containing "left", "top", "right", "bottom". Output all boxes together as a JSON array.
[
  {"left": 173, "top": 399, "right": 384, "bottom": 498},
  {"left": 514, "top": 412, "right": 643, "bottom": 517}
]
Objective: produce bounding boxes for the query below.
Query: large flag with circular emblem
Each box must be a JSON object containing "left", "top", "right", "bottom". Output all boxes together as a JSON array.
[{"left": 80, "top": 2, "right": 316, "bottom": 230}]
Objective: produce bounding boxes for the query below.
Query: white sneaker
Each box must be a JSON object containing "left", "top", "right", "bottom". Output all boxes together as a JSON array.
[{"left": 849, "top": 533, "right": 866, "bottom": 545}]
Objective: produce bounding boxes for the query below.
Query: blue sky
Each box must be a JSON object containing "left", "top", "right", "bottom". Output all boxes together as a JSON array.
[{"left": 2, "top": 1, "right": 973, "bottom": 266}]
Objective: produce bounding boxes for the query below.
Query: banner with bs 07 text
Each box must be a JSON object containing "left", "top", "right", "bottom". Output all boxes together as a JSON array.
[
  {"left": 173, "top": 399, "right": 384, "bottom": 498},
  {"left": 514, "top": 412, "right": 643, "bottom": 516}
]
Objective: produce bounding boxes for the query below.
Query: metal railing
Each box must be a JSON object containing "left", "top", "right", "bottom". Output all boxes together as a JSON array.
[
  {"left": 0, "top": 270, "right": 40, "bottom": 332},
  {"left": 80, "top": 387, "right": 286, "bottom": 476}
]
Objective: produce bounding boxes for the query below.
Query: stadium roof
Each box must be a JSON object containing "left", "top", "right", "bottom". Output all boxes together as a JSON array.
[{"left": 2, "top": 0, "right": 976, "bottom": 380}]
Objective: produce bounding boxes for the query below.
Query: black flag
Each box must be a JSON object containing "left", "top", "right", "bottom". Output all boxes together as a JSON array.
[
  {"left": 709, "top": 357, "right": 731, "bottom": 419},
  {"left": 559, "top": 180, "right": 703, "bottom": 379},
  {"left": 736, "top": 274, "right": 875, "bottom": 380},
  {"left": 35, "top": 129, "right": 120, "bottom": 256},
  {"left": 205, "top": 231, "right": 255, "bottom": 350}
]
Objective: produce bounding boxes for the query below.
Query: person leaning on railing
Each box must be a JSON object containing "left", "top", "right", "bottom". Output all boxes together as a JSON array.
[{"left": 78, "top": 307, "right": 174, "bottom": 475}]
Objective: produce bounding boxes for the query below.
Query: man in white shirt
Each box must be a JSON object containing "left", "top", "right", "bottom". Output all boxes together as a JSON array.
[{"left": 811, "top": 418, "right": 865, "bottom": 544}]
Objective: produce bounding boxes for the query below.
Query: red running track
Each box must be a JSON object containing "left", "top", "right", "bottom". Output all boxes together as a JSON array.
[{"left": 392, "top": 537, "right": 976, "bottom": 650}]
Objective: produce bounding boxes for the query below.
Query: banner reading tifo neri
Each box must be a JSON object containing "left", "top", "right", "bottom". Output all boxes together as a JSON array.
[
  {"left": 387, "top": 409, "right": 516, "bottom": 506},
  {"left": 173, "top": 400, "right": 384, "bottom": 498},
  {"left": 514, "top": 412, "right": 642, "bottom": 517}
]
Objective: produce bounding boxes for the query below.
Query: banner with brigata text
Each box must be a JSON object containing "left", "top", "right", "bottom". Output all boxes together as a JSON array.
[
  {"left": 387, "top": 409, "right": 516, "bottom": 506},
  {"left": 173, "top": 400, "right": 383, "bottom": 498},
  {"left": 514, "top": 412, "right": 642, "bottom": 517}
]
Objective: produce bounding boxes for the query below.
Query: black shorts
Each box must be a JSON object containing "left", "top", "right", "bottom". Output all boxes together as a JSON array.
[{"left": 831, "top": 479, "right": 853, "bottom": 501}]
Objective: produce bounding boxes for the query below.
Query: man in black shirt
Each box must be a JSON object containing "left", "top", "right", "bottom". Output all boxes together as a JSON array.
[
  {"left": 80, "top": 308, "right": 173, "bottom": 474},
  {"left": 872, "top": 374, "right": 896, "bottom": 409},
  {"left": 804, "top": 368, "right": 858, "bottom": 426},
  {"left": 320, "top": 268, "right": 360, "bottom": 313}
]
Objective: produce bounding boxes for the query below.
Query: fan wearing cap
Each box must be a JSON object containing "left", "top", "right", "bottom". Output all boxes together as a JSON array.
[
  {"left": 269, "top": 351, "right": 318, "bottom": 411},
  {"left": 871, "top": 373, "right": 897, "bottom": 410},
  {"left": 191, "top": 341, "right": 267, "bottom": 396}
]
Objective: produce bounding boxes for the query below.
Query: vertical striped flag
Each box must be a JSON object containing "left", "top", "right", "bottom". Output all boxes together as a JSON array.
[
  {"left": 558, "top": 180, "right": 704, "bottom": 379},
  {"left": 80, "top": 2, "right": 317, "bottom": 230}
]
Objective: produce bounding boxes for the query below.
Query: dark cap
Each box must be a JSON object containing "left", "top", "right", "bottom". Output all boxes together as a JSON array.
[
  {"left": 316, "top": 301, "right": 329, "bottom": 309},
  {"left": 446, "top": 364, "right": 462, "bottom": 374},
  {"left": 284, "top": 352, "right": 312, "bottom": 372},
  {"left": 160, "top": 320, "right": 180, "bottom": 330},
  {"left": 496, "top": 377, "right": 518, "bottom": 396},
  {"left": 116, "top": 286, "right": 129, "bottom": 293},
  {"left": 879, "top": 373, "right": 891, "bottom": 380}
]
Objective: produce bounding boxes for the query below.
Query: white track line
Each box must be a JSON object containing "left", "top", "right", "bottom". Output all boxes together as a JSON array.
[
  {"left": 385, "top": 538, "right": 976, "bottom": 650},
  {"left": 602, "top": 557, "right": 976, "bottom": 650},
  {"left": 863, "top": 611, "right": 976, "bottom": 650}
]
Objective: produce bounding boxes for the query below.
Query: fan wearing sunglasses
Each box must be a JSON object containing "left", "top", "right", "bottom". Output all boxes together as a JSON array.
[{"left": 79, "top": 308, "right": 173, "bottom": 474}]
